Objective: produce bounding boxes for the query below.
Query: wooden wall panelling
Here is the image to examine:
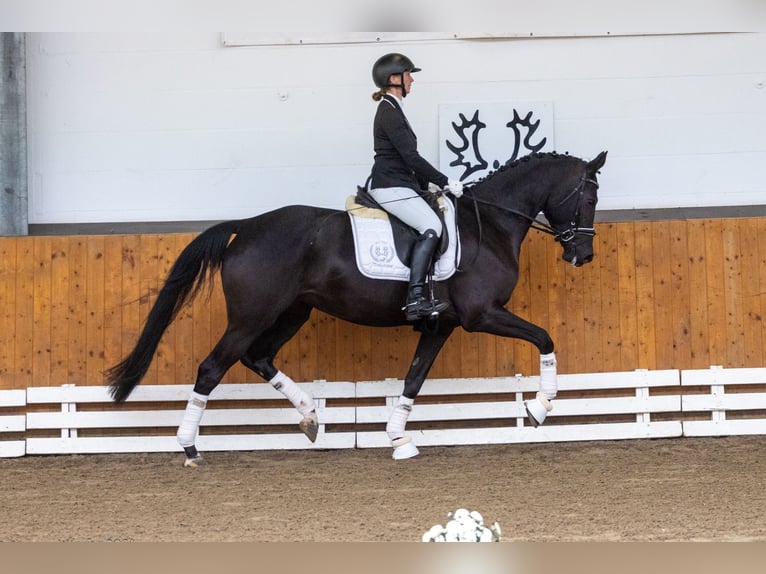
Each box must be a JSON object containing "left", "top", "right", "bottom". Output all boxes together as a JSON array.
[
  {"left": 687, "top": 220, "right": 711, "bottom": 368},
  {"left": 432, "top": 320, "right": 461, "bottom": 381},
  {"left": 66, "top": 239, "right": 87, "bottom": 386},
  {"left": 581, "top": 231, "right": 605, "bottom": 373},
  {"left": 634, "top": 221, "right": 657, "bottom": 370},
  {"left": 0, "top": 240, "right": 16, "bottom": 387},
  {"left": 14, "top": 240, "right": 34, "bottom": 389},
  {"left": 668, "top": 220, "right": 692, "bottom": 369},
  {"left": 49, "top": 237, "right": 70, "bottom": 387},
  {"left": 103, "top": 236, "right": 123, "bottom": 390},
  {"left": 757, "top": 219, "right": 766, "bottom": 365},
  {"left": 564, "top": 240, "right": 587, "bottom": 375},
  {"left": 651, "top": 221, "right": 675, "bottom": 370},
  {"left": 616, "top": 222, "right": 638, "bottom": 370},
  {"left": 597, "top": 223, "right": 622, "bottom": 372},
  {"left": 297, "top": 310, "right": 319, "bottom": 384},
  {"left": 739, "top": 218, "right": 763, "bottom": 367},
  {"left": 85, "top": 236, "right": 105, "bottom": 386},
  {"left": 3, "top": 217, "right": 766, "bottom": 393},
  {"left": 722, "top": 219, "right": 745, "bottom": 367},
  {"left": 704, "top": 220, "right": 727, "bottom": 366},
  {"left": 314, "top": 310, "right": 338, "bottom": 382},
  {"left": 32, "top": 237, "right": 52, "bottom": 388},
  {"left": 328, "top": 309, "right": 353, "bottom": 382},
  {"left": 351, "top": 321, "right": 373, "bottom": 383},
  {"left": 370, "top": 319, "right": 391, "bottom": 383}
]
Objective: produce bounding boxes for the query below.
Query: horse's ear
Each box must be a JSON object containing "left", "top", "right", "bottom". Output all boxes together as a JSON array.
[{"left": 587, "top": 151, "right": 608, "bottom": 173}]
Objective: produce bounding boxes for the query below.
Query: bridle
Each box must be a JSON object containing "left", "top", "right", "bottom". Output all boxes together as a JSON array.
[
  {"left": 549, "top": 174, "right": 599, "bottom": 243},
  {"left": 454, "top": 173, "right": 598, "bottom": 272},
  {"left": 463, "top": 173, "right": 599, "bottom": 243}
]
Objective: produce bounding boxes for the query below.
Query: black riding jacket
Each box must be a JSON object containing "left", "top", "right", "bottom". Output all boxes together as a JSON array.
[{"left": 370, "top": 94, "right": 449, "bottom": 193}]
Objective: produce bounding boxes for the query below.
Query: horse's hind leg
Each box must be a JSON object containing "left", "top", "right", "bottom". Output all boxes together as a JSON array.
[
  {"left": 240, "top": 303, "right": 319, "bottom": 442},
  {"left": 177, "top": 326, "right": 258, "bottom": 467}
]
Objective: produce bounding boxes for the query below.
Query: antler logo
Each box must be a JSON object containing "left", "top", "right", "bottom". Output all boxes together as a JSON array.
[
  {"left": 446, "top": 111, "right": 489, "bottom": 180},
  {"left": 440, "top": 102, "right": 553, "bottom": 182},
  {"left": 506, "top": 110, "right": 547, "bottom": 163}
]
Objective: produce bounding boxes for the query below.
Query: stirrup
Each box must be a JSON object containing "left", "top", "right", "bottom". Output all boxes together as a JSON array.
[{"left": 404, "top": 297, "right": 449, "bottom": 321}]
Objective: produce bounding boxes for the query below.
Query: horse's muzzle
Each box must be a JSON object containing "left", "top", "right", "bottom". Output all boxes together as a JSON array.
[
  {"left": 570, "top": 253, "right": 593, "bottom": 267},
  {"left": 563, "top": 241, "right": 594, "bottom": 267}
]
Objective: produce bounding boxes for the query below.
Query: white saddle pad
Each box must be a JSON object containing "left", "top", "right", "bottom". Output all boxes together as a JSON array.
[{"left": 347, "top": 195, "right": 460, "bottom": 282}]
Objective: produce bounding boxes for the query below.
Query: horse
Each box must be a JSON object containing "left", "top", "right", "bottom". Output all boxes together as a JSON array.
[{"left": 106, "top": 150, "right": 607, "bottom": 465}]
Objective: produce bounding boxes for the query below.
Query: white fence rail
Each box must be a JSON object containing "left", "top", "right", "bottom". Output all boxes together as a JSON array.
[
  {"left": 681, "top": 366, "right": 766, "bottom": 437},
  {"left": 0, "top": 389, "right": 26, "bottom": 458},
  {"left": 25, "top": 382, "right": 356, "bottom": 456},
  {"left": 356, "top": 370, "right": 682, "bottom": 448},
  {"left": 3, "top": 367, "right": 766, "bottom": 458}
]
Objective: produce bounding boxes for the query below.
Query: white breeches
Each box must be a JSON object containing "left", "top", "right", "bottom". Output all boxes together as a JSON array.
[{"left": 368, "top": 186, "right": 442, "bottom": 236}]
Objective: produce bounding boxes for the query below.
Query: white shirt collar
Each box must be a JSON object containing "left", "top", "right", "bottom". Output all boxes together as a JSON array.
[{"left": 384, "top": 92, "right": 404, "bottom": 109}]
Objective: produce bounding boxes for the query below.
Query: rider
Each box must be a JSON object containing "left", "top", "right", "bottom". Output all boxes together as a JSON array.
[{"left": 368, "top": 52, "right": 463, "bottom": 321}]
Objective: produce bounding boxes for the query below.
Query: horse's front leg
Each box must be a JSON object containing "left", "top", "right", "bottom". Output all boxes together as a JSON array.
[
  {"left": 462, "top": 307, "right": 557, "bottom": 427},
  {"left": 387, "top": 327, "right": 454, "bottom": 459}
]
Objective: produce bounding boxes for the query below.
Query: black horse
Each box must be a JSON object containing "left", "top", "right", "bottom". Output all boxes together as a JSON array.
[{"left": 107, "top": 150, "right": 607, "bottom": 465}]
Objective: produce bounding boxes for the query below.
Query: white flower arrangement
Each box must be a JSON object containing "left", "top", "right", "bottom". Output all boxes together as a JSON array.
[{"left": 422, "top": 508, "right": 501, "bottom": 542}]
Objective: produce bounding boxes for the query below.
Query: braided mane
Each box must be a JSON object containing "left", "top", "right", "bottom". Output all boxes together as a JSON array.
[{"left": 473, "top": 151, "right": 573, "bottom": 185}]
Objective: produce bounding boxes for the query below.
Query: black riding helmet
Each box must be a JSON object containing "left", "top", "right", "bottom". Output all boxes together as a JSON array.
[{"left": 372, "top": 53, "right": 421, "bottom": 97}]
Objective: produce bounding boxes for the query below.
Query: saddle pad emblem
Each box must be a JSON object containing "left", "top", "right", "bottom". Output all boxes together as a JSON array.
[{"left": 370, "top": 241, "right": 395, "bottom": 264}]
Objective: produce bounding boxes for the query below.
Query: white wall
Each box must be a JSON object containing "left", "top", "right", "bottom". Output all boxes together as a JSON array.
[{"left": 25, "top": 32, "right": 766, "bottom": 224}]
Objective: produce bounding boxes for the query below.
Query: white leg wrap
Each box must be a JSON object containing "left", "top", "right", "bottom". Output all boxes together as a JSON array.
[
  {"left": 539, "top": 351, "right": 558, "bottom": 400},
  {"left": 269, "top": 371, "right": 315, "bottom": 416},
  {"left": 177, "top": 391, "right": 208, "bottom": 448},
  {"left": 386, "top": 395, "right": 414, "bottom": 441}
]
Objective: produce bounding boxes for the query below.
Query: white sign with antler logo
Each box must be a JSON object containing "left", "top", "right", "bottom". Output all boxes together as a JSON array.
[{"left": 438, "top": 101, "right": 555, "bottom": 183}]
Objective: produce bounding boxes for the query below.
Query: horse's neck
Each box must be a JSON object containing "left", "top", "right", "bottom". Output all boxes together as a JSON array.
[{"left": 478, "top": 171, "right": 547, "bottom": 220}]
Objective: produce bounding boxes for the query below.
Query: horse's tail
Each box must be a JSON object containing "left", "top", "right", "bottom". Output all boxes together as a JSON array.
[{"left": 106, "top": 220, "right": 238, "bottom": 403}]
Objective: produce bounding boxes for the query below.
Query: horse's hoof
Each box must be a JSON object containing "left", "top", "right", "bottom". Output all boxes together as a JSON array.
[
  {"left": 524, "top": 392, "right": 553, "bottom": 427},
  {"left": 391, "top": 436, "right": 419, "bottom": 460},
  {"left": 183, "top": 456, "right": 206, "bottom": 468},
  {"left": 299, "top": 411, "right": 319, "bottom": 443}
]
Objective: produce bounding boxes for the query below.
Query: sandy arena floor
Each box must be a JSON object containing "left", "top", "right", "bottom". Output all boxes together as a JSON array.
[{"left": 1, "top": 435, "right": 765, "bottom": 542}]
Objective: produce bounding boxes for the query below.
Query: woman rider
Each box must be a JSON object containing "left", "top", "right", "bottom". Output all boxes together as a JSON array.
[{"left": 368, "top": 52, "right": 463, "bottom": 321}]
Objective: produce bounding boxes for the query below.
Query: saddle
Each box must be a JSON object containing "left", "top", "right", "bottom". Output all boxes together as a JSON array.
[
  {"left": 348, "top": 186, "right": 449, "bottom": 266},
  {"left": 345, "top": 187, "right": 460, "bottom": 282}
]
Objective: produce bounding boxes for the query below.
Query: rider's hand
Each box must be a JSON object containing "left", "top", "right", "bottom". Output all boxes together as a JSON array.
[{"left": 447, "top": 179, "right": 464, "bottom": 198}]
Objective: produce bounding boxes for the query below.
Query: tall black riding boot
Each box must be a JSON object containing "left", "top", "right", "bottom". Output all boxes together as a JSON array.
[{"left": 404, "top": 229, "right": 449, "bottom": 321}]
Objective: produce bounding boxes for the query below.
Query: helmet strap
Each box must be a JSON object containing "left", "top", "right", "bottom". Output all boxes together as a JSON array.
[{"left": 386, "top": 73, "right": 408, "bottom": 98}]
